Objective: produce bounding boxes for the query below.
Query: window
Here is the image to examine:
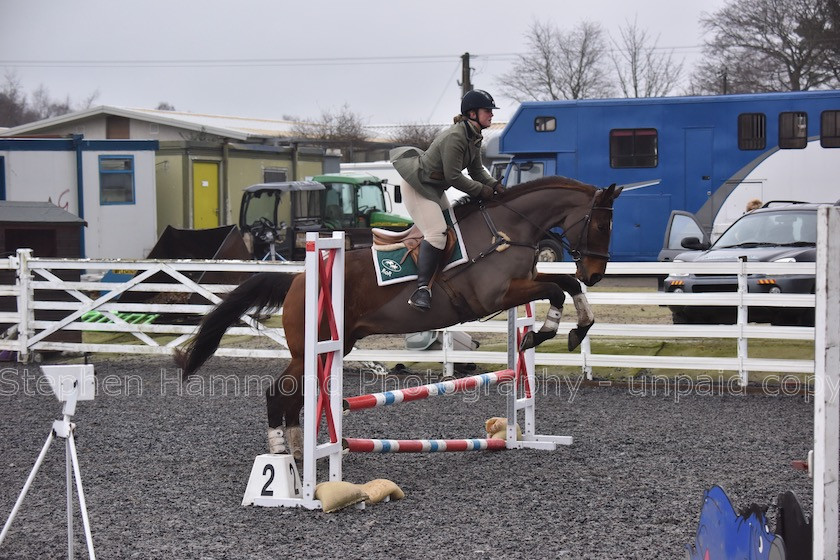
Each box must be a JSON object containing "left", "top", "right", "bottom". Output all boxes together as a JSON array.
[
  {"left": 99, "top": 155, "right": 135, "bottom": 204},
  {"left": 820, "top": 110, "right": 840, "bottom": 148},
  {"left": 609, "top": 128, "right": 658, "bottom": 168},
  {"left": 738, "top": 113, "right": 766, "bottom": 150},
  {"left": 263, "top": 167, "right": 288, "bottom": 183},
  {"left": 779, "top": 112, "right": 807, "bottom": 149},
  {"left": 505, "top": 161, "right": 544, "bottom": 187},
  {"left": 534, "top": 116, "right": 556, "bottom": 132}
]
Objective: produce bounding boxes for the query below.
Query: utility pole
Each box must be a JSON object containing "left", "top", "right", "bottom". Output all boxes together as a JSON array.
[{"left": 460, "top": 52, "right": 472, "bottom": 97}]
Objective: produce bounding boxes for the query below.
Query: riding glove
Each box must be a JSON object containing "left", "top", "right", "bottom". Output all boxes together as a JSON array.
[{"left": 478, "top": 185, "right": 494, "bottom": 200}]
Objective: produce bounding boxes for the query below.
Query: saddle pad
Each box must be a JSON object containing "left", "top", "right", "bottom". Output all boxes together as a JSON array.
[{"left": 371, "top": 207, "right": 468, "bottom": 286}]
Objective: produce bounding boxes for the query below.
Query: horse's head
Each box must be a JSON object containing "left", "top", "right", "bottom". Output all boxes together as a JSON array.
[{"left": 563, "top": 183, "right": 622, "bottom": 286}]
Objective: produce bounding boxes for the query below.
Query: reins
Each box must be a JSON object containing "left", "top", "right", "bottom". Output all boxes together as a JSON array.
[
  {"left": 478, "top": 189, "right": 613, "bottom": 262},
  {"left": 442, "top": 186, "right": 612, "bottom": 280}
]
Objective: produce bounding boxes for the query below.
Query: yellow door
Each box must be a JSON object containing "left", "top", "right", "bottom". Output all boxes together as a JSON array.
[{"left": 192, "top": 162, "right": 219, "bottom": 228}]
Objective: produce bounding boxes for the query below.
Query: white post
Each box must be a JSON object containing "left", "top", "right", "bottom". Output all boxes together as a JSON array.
[
  {"left": 579, "top": 284, "right": 593, "bottom": 380},
  {"left": 506, "top": 302, "right": 572, "bottom": 450},
  {"left": 813, "top": 205, "right": 839, "bottom": 559},
  {"left": 328, "top": 232, "right": 344, "bottom": 483},
  {"left": 737, "top": 255, "right": 749, "bottom": 386},
  {"left": 15, "top": 249, "right": 32, "bottom": 363}
]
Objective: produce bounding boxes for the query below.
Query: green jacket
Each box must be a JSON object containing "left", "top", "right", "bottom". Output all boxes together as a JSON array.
[{"left": 390, "top": 120, "right": 497, "bottom": 201}]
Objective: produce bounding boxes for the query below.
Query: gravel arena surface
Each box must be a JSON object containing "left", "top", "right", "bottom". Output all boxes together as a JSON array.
[{"left": 0, "top": 354, "right": 822, "bottom": 559}]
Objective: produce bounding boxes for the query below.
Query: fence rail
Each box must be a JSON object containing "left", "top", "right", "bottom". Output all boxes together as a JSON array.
[{"left": 0, "top": 249, "right": 816, "bottom": 383}]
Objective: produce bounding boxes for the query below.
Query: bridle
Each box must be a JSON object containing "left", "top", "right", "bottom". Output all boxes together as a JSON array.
[
  {"left": 555, "top": 194, "right": 613, "bottom": 261},
  {"left": 479, "top": 189, "right": 613, "bottom": 262}
]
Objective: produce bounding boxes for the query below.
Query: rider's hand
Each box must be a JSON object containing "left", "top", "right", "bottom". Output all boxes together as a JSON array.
[
  {"left": 491, "top": 181, "right": 505, "bottom": 194},
  {"left": 478, "top": 185, "right": 494, "bottom": 200}
]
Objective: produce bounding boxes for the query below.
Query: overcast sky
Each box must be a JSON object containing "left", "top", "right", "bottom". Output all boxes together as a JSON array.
[{"left": 0, "top": 0, "right": 727, "bottom": 126}]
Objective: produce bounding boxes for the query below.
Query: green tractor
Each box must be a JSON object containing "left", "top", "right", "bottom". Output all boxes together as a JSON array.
[{"left": 239, "top": 172, "right": 412, "bottom": 261}]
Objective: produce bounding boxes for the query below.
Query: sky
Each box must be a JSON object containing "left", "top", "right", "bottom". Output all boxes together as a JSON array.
[{"left": 0, "top": 0, "right": 728, "bottom": 126}]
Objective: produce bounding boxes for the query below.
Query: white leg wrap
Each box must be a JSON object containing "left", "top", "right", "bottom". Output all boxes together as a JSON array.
[
  {"left": 267, "top": 427, "right": 287, "bottom": 454},
  {"left": 539, "top": 305, "right": 563, "bottom": 333},
  {"left": 573, "top": 293, "right": 594, "bottom": 325}
]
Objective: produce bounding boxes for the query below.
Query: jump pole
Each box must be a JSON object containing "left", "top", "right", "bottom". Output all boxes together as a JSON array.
[{"left": 342, "top": 301, "right": 572, "bottom": 453}]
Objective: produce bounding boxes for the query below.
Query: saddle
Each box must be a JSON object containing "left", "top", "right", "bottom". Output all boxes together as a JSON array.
[{"left": 371, "top": 224, "right": 458, "bottom": 270}]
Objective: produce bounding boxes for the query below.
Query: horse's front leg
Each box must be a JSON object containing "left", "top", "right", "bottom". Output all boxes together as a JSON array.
[
  {"left": 498, "top": 278, "right": 567, "bottom": 351},
  {"left": 537, "top": 273, "right": 595, "bottom": 351}
]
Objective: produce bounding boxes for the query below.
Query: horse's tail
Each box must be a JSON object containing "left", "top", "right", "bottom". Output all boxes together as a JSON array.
[{"left": 174, "top": 272, "right": 296, "bottom": 378}]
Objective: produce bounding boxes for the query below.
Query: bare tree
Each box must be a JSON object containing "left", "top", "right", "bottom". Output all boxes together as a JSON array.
[
  {"left": 156, "top": 102, "right": 176, "bottom": 111},
  {"left": 498, "top": 20, "right": 613, "bottom": 101},
  {"left": 610, "top": 18, "right": 684, "bottom": 97},
  {"left": 292, "top": 104, "right": 370, "bottom": 161},
  {"left": 0, "top": 72, "right": 98, "bottom": 127},
  {"left": 691, "top": 0, "right": 839, "bottom": 94},
  {"left": 387, "top": 123, "right": 443, "bottom": 151}
]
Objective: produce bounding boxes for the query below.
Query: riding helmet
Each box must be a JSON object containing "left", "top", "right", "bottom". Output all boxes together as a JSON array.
[{"left": 460, "top": 89, "right": 499, "bottom": 116}]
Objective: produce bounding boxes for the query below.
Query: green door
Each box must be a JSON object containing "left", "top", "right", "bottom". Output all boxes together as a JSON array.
[{"left": 193, "top": 162, "right": 219, "bottom": 228}]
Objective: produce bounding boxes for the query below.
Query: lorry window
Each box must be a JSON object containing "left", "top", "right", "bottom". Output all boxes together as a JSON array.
[
  {"left": 738, "top": 113, "right": 766, "bottom": 150},
  {"left": 609, "top": 128, "right": 658, "bottom": 168},
  {"left": 779, "top": 112, "right": 807, "bottom": 149},
  {"left": 534, "top": 116, "right": 556, "bottom": 132},
  {"left": 820, "top": 110, "right": 840, "bottom": 148},
  {"left": 505, "top": 161, "right": 544, "bottom": 187}
]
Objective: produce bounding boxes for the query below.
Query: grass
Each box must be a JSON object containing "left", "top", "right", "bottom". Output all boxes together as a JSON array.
[{"left": 77, "top": 283, "right": 815, "bottom": 384}]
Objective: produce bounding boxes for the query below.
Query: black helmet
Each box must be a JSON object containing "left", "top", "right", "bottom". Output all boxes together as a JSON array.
[{"left": 460, "top": 89, "right": 499, "bottom": 116}]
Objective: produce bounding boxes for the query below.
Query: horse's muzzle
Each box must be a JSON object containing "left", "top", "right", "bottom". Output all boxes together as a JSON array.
[{"left": 578, "top": 272, "right": 603, "bottom": 287}]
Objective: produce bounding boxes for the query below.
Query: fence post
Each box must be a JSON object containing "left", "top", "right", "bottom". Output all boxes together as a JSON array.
[
  {"left": 737, "top": 255, "right": 748, "bottom": 386},
  {"left": 15, "top": 249, "right": 32, "bottom": 363},
  {"left": 579, "top": 283, "right": 592, "bottom": 380},
  {"left": 813, "top": 206, "right": 840, "bottom": 558}
]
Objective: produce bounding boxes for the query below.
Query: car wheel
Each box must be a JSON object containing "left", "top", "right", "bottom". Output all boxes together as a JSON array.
[{"left": 537, "top": 239, "right": 564, "bottom": 262}]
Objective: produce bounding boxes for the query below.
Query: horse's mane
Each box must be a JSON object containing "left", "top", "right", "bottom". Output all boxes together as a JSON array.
[{"left": 452, "top": 176, "right": 596, "bottom": 220}]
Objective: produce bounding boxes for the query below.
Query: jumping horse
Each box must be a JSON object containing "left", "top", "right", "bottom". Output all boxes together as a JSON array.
[{"left": 175, "top": 176, "right": 622, "bottom": 457}]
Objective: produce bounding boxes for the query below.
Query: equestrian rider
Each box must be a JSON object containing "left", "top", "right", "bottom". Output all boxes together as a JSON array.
[{"left": 390, "top": 89, "right": 504, "bottom": 311}]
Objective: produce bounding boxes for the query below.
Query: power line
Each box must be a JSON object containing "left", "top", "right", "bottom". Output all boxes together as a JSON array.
[{"left": 0, "top": 44, "right": 708, "bottom": 69}]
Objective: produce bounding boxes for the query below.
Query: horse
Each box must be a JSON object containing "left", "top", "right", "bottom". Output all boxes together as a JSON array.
[{"left": 175, "top": 176, "right": 622, "bottom": 457}]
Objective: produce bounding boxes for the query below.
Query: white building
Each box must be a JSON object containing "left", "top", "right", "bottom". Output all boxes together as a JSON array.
[{"left": 0, "top": 136, "right": 158, "bottom": 258}]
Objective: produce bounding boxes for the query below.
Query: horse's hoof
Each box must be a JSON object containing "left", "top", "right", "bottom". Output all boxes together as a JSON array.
[
  {"left": 519, "top": 331, "right": 535, "bottom": 351},
  {"left": 568, "top": 322, "right": 594, "bottom": 351},
  {"left": 267, "top": 427, "right": 288, "bottom": 454},
  {"left": 287, "top": 426, "right": 303, "bottom": 462}
]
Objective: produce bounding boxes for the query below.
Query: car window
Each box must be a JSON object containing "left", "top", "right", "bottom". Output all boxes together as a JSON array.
[
  {"left": 666, "top": 214, "right": 704, "bottom": 249},
  {"left": 715, "top": 210, "right": 817, "bottom": 248}
]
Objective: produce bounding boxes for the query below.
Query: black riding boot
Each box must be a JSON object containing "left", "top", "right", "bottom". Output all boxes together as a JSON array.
[{"left": 408, "top": 240, "right": 444, "bottom": 311}]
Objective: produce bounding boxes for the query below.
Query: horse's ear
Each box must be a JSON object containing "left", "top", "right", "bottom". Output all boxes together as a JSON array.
[{"left": 604, "top": 183, "right": 622, "bottom": 200}]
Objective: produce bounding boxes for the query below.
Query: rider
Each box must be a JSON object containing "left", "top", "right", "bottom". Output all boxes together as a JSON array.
[{"left": 390, "top": 89, "right": 504, "bottom": 311}]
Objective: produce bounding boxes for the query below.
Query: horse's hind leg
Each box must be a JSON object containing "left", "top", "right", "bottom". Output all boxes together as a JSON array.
[{"left": 266, "top": 360, "right": 304, "bottom": 460}]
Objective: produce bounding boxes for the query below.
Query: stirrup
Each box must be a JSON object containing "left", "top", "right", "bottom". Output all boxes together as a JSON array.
[{"left": 408, "top": 286, "right": 432, "bottom": 311}]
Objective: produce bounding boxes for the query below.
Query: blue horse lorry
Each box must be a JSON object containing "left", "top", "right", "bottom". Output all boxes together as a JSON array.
[{"left": 498, "top": 90, "right": 840, "bottom": 262}]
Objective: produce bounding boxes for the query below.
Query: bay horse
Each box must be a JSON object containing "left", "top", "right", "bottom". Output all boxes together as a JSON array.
[{"left": 175, "top": 176, "right": 622, "bottom": 457}]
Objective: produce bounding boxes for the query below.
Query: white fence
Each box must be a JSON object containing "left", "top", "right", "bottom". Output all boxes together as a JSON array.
[{"left": 0, "top": 249, "right": 816, "bottom": 384}]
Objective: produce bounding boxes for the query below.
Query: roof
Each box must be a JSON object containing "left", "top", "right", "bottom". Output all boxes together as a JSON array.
[
  {"left": 312, "top": 172, "right": 383, "bottom": 185},
  {"left": 1, "top": 106, "right": 302, "bottom": 141},
  {"left": 243, "top": 181, "right": 324, "bottom": 193},
  {"left": 0, "top": 201, "right": 87, "bottom": 225},
  {"left": 1, "top": 105, "right": 507, "bottom": 146}
]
